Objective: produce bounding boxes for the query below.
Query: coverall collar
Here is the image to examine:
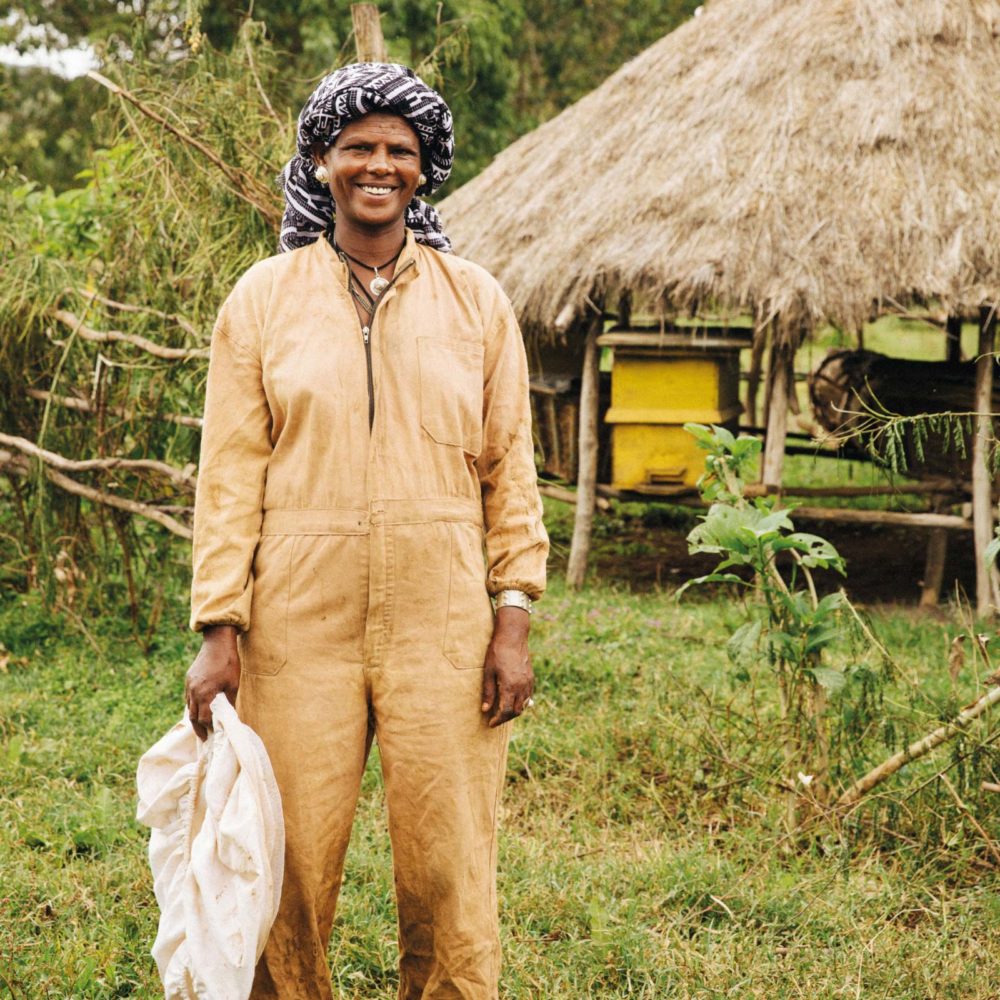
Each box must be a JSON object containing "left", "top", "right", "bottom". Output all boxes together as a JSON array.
[{"left": 315, "top": 227, "right": 422, "bottom": 293}]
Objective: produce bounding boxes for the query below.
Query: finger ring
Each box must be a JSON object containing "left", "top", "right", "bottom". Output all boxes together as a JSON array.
[{"left": 524, "top": 697, "right": 535, "bottom": 709}]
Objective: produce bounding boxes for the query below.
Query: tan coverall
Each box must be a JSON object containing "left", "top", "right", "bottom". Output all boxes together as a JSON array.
[{"left": 190, "top": 230, "right": 548, "bottom": 1000}]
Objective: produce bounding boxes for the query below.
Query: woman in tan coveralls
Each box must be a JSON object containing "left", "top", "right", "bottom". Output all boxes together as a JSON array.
[{"left": 183, "top": 63, "right": 548, "bottom": 999}]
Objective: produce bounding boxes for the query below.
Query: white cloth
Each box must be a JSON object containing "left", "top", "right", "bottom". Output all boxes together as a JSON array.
[{"left": 136, "top": 694, "right": 284, "bottom": 1000}]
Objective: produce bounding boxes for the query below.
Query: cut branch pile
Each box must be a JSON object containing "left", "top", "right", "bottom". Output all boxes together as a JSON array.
[
  {"left": 0, "top": 448, "right": 193, "bottom": 540},
  {"left": 0, "top": 22, "right": 287, "bottom": 618}
]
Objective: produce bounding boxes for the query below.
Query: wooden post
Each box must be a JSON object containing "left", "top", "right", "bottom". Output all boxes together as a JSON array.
[
  {"left": 946, "top": 315, "right": 963, "bottom": 364},
  {"left": 352, "top": 3, "right": 387, "bottom": 62},
  {"left": 973, "top": 307, "right": 998, "bottom": 616},
  {"left": 566, "top": 324, "right": 601, "bottom": 588},
  {"left": 919, "top": 499, "right": 949, "bottom": 609},
  {"left": 761, "top": 342, "right": 790, "bottom": 488},
  {"left": 745, "top": 327, "right": 766, "bottom": 428}
]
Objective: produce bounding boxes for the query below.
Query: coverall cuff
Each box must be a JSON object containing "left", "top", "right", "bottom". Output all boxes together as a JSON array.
[
  {"left": 190, "top": 615, "right": 249, "bottom": 635},
  {"left": 486, "top": 579, "right": 545, "bottom": 602}
]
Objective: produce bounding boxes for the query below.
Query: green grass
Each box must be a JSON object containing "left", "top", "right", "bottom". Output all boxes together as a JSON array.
[{"left": 3, "top": 553, "right": 1000, "bottom": 999}]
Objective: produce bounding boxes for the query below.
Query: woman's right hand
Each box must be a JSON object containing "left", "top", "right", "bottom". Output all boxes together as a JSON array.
[{"left": 185, "top": 625, "right": 241, "bottom": 741}]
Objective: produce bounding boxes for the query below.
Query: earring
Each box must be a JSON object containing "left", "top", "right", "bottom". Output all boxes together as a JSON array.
[
  {"left": 315, "top": 164, "right": 330, "bottom": 184},
  {"left": 418, "top": 172, "right": 427, "bottom": 188}
]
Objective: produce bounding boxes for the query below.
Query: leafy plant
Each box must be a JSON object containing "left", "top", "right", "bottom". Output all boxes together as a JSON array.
[{"left": 679, "top": 423, "right": 860, "bottom": 827}]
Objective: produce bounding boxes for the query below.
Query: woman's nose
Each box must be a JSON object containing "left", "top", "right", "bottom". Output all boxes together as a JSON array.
[{"left": 367, "top": 147, "right": 392, "bottom": 173}]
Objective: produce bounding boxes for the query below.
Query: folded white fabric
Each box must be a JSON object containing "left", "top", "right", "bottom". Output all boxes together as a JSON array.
[{"left": 137, "top": 694, "right": 284, "bottom": 1000}]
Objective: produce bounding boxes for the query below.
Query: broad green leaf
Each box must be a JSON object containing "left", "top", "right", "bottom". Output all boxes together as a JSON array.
[
  {"left": 748, "top": 509, "right": 795, "bottom": 537},
  {"left": 726, "top": 620, "right": 762, "bottom": 665},
  {"left": 687, "top": 505, "right": 758, "bottom": 557},
  {"left": 712, "top": 424, "right": 736, "bottom": 450},
  {"left": 811, "top": 666, "right": 847, "bottom": 693},
  {"left": 815, "top": 592, "right": 848, "bottom": 615},
  {"left": 731, "top": 437, "right": 763, "bottom": 460},
  {"left": 684, "top": 423, "right": 717, "bottom": 449},
  {"left": 784, "top": 532, "right": 846, "bottom": 573},
  {"left": 804, "top": 624, "right": 840, "bottom": 655},
  {"left": 767, "top": 631, "right": 799, "bottom": 660},
  {"left": 675, "top": 573, "right": 745, "bottom": 597}
]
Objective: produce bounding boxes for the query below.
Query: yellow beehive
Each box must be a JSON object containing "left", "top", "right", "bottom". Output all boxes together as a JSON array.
[{"left": 601, "top": 334, "right": 744, "bottom": 491}]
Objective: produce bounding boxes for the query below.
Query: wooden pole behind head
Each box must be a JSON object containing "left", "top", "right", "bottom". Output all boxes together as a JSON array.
[{"left": 352, "top": 4, "right": 387, "bottom": 63}]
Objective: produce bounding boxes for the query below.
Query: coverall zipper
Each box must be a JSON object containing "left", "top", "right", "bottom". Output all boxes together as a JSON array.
[{"left": 357, "top": 258, "right": 415, "bottom": 431}]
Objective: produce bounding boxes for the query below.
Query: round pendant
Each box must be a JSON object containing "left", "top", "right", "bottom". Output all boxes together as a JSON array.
[{"left": 370, "top": 275, "right": 390, "bottom": 296}]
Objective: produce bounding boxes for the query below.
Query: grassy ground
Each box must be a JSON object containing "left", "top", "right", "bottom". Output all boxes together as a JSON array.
[{"left": 3, "top": 514, "right": 1000, "bottom": 1000}]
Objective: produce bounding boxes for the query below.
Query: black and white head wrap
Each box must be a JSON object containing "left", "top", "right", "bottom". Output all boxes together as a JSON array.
[{"left": 278, "top": 62, "right": 453, "bottom": 254}]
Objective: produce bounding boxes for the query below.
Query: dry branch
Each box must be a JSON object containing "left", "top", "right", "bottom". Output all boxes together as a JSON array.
[
  {"left": 52, "top": 309, "right": 209, "bottom": 361},
  {"left": 25, "top": 388, "right": 204, "bottom": 429},
  {"left": 837, "top": 683, "right": 1000, "bottom": 808},
  {"left": 0, "top": 450, "right": 193, "bottom": 540},
  {"left": 791, "top": 506, "right": 972, "bottom": 531},
  {"left": 0, "top": 433, "right": 197, "bottom": 491},
  {"left": 938, "top": 771, "right": 1000, "bottom": 866},
  {"left": 72, "top": 289, "right": 200, "bottom": 338},
  {"left": 87, "top": 70, "right": 282, "bottom": 228},
  {"left": 744, "top": 481, "right": 967, "bottom": 499},
  {"left": 538, "top": 482, "right": 611, "bottom": 512}
]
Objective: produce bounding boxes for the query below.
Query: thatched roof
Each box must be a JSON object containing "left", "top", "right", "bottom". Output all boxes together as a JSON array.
[{"left": 438, "top": 0, "right": 1000, "bottom": 340}]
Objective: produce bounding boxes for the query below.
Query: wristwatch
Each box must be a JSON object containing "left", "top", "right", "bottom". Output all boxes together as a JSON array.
[{"left": 494, "top": 589, "right": 533, "bottom": 615}]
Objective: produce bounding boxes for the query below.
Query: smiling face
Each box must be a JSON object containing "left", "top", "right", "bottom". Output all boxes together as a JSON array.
[{"left": 314, "top": 113, "right": 423, "bottom": 238}]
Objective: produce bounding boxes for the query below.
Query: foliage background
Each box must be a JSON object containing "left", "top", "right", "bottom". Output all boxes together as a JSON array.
[{"left": 1, "top": 0, "right": 701, "bottom": 191}]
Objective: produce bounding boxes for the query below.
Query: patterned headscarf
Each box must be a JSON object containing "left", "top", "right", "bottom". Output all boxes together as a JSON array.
[{"left": 278, "top": 62, "right": 453, "bottom": 254}]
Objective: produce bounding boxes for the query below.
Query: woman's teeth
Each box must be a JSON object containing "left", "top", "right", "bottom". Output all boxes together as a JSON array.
[{"left": 361, "top": 185, "right": 394, "bottom": 195}]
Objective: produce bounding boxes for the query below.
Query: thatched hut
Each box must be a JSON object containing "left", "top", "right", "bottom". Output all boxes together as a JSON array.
[{"left": 439, "top": 0, "right": 1000, "bottom": 604}]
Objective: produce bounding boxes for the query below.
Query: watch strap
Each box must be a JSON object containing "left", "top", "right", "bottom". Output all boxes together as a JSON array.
[{"left": 494, "top": 589, "right": 533, "bottom": 614}]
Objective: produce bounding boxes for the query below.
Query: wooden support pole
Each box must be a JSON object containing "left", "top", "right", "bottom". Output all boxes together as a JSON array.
[
  {"left": 352, "top": 4, "right": 387, "bottom": 62},
  {"left": 973, "top": 308, "right": 998, "bottom": 616},
  {"left": 946, "top": 315, "right": 963, "bottom": 364},
  {"left": 566, "top": 325, "right": 601, "bottom": 588},
  {"left": 762, "top": 343, "right": 790, "bottom": 488},
  {"left": 745, "top": 328, "right": 766, "bottom": 428},
  {"left": 920, "top": 500, "right": 949, "bottom": 609}
]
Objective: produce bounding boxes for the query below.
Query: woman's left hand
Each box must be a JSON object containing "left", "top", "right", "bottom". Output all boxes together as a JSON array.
[{"left": 481, "top": 606, "right": 534, "bottom": 728}]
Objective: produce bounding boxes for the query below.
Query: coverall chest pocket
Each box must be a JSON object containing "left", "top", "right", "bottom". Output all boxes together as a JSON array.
[
  {"left": 417, "top": 338, "right": 484, "bottom": 456},
  {"left": 240, "top": 535, "right": 292, "bottom": 676}
]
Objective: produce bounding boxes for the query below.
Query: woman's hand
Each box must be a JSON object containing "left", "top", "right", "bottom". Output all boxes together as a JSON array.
[
  {"left": 481, "top": 607, "right": 533, "bottom": 728},
  {"left": 185, "top": 625, "right": 241, "bottom": 741}
]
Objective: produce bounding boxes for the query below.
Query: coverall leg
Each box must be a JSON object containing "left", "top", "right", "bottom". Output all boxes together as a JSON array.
[
  {"left": 372, "top": 516, "right": 508, "bottom": 999},
  {"left": 237, "top": 530, "right": 373, "bottom": 999},
  {"left": 240, "top": 513, "right": 506, "bottom": 1000}
]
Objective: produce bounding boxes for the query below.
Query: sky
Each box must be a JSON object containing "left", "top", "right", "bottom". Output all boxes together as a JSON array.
[
  {"left": 0, "top": 13, "right": 99, "bottom": 78},
  {"left": 0, "top": 42, "right": 98, "bottom": 76}
]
